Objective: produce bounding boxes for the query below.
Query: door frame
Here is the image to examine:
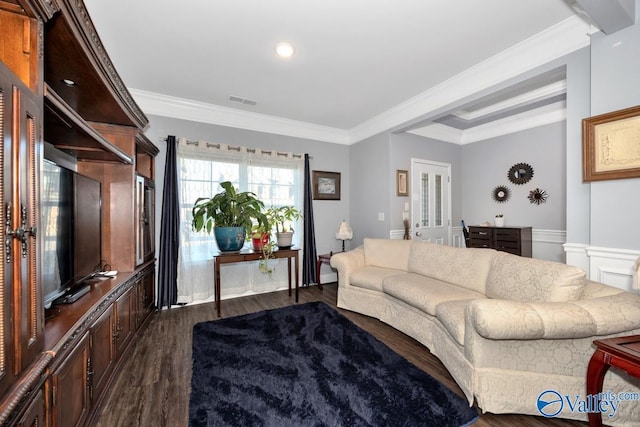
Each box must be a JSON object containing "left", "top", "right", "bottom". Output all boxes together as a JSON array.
[{"left": 410, "top": 158, "right": 452, "bottom": 245}]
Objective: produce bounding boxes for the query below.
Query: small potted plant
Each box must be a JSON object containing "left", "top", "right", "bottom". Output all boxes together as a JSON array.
[
  {"left": 192, "top": 181, "right": 268, "bottom": 252},
  {"left": 494, "top": 214, "right": 505, "bottom": 227},
  {"left": 268, "top": 205, "right": 302, "bottom": 248},
  {"left": 249, "top": 207, "right": 276, "bottom": 251}
]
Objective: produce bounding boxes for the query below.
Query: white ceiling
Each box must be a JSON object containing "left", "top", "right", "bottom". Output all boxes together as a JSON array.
[{"left": 83, "top": 0, "right": 595, "bottom": 144}]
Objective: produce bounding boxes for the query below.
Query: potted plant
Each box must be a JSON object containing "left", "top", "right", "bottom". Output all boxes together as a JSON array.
[
  {"left": 494, "top": 214, "right": 505, "bottom": 227},
  {"left": 192, "top": 181, "right": 267, "bottom": 252},
  {"left": 249, "top": 206, "right": 276, "bottom": 251},
  {"left": 268, "top": 205, "right": 302, "bottom": 248}
]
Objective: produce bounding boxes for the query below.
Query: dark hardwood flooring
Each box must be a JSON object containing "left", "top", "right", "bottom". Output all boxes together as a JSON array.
[{"left": 95, "top": 283, "right": 588, "bottom": 426}]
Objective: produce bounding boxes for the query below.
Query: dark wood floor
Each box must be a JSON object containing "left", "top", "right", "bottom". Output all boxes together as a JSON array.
[{"left": 95, "top": 283, "right": 588, "bottom": 426}]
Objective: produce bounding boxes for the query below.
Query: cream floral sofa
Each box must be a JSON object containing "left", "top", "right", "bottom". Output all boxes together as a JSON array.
[{"left": 330, "top": 238, "right": 640, "bottom": 425}]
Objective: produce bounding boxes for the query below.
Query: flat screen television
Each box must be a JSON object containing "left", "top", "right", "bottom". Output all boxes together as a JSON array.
[{"left": 42, "top": 159, "right": 102, "bottom": 309}]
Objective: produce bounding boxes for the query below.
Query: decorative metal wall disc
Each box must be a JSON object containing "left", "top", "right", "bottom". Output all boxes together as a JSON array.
[
  {"left": 493, "top": 185, "right": 511, "bottom": 203},
  {"left": 508, "top": 163, "right": 534, "bottom": 185},
  {"left": 528, "top": 188, "right": 548, "bottom": 205}
]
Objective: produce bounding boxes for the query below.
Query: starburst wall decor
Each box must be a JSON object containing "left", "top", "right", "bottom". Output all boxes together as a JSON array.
[{"left": 528, "top": 188, "right": 548, "bottom": 205}]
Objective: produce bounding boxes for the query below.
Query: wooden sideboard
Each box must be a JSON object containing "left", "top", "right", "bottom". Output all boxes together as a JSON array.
[
  {"left": 0, "top": 1, "right": 158, "bottom": 425},
  {"left": 468, "top": 226, "right": 532, "bottom": 257}
]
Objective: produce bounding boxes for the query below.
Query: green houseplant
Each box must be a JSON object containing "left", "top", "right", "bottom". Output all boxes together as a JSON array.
[
  {"left": 192, "top": 181, "right": 267, "bottom": 252},
  {"left": 268, "top": 205, "right": 302, "bottom": 248}
]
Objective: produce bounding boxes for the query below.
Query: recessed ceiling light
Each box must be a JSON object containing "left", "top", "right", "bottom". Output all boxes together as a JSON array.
[
  {"left": 275, "top": 42, "right": 295, "bottom": 59},
  {"left": 61, "top": 79, "right": 77, "bottom": 87}
]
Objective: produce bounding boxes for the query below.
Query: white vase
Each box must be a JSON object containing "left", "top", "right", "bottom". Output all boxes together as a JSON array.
[
  {"left": 277, "top": 231, "right": 294, "bottom": 248},
  {"left": 494, "top": 217, "right": 505, "bottom": 227}
]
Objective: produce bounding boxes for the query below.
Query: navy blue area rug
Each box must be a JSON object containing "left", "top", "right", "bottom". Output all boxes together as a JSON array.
[{"left": 189, "top": 302, "right": 478, "bottom": 426}]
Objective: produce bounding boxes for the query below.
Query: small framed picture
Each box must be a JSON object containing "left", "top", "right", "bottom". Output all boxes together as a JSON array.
[
  {"left": 313, "top": 171, "right": 341, "bottom": 200},
  {"left": 582, "top": 105, "right": 640, "bottom": 182},
  {"left": 396, "top": 170, "right": 409, "bottom": 196}
]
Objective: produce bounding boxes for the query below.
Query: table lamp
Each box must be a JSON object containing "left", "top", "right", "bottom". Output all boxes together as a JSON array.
[{"left": 335, "top": 220, "right": 353, "bottom": 252}]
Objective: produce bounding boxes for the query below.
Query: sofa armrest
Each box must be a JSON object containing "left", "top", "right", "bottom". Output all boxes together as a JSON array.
[
  {"left": 467, "top": 293, "right": 640, "bottom": 340},
  {"left": 329, "top": 246, "right": 365, "bottom": 288}
]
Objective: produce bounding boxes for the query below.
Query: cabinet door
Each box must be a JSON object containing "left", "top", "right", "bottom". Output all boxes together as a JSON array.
[
  {"left": 114, "top": 288, "right": 135, "bottom": 358},
  {"left": 12, "top": 76, "right": 43, "bottom": 374},
  {"left": 0, "top": 59, "right": 43, "bottom": 396},
  {"left": 51, "top": 333, "right": 90, "bottom": 427},
  {"left": 89, "top": 306, "right": 115, "bottom": 403},
  {"left": 15, "top": 388, "right": 45, "bottom": 427},
  {"left": 136, "top": 268, "right": 155, "bottom": 328}
]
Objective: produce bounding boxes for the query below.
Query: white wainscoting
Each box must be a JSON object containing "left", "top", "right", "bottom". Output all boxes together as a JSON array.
[
  {"left": 392, "top": 227, "right": 567, "bottom": 262},
  {"left": 564, "top": 243, "right": 640, "bottom": 293}
]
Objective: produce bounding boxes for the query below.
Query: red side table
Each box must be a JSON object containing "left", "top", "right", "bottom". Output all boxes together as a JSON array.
[
  {"left": 586, "top": 335, "right": 640, "bottom": 426},
  {"left": 316, "top": 252, "right": 334, "bottom": 289}
]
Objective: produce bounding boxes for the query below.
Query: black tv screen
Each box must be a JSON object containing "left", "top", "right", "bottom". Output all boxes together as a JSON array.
[{"left": 42, "top": 160, "right": 101, "bottom": 308}]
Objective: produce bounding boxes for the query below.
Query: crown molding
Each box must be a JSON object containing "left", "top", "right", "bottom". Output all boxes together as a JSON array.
[
  {"left": 409, "top": 101, "right": 566, "bottom": 144},
  {"left": 131, "top": 16, "right": 593, "bottom": 145},
  {"left": 129, "top": 89, "right": 351, "bottom": 145}
]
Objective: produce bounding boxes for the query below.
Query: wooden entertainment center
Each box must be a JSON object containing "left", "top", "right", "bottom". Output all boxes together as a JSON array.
[{"left": 0, "top": 1, "right": 158, "bottom": 425}]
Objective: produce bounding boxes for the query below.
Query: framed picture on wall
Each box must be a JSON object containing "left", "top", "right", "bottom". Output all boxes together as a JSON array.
[
  {"left": 396, "top": 170, "right": 409, "bottom": 196},
  {"left": 582, "top": 105, "right": 640, "bottom": 182},
  {"left": 313, "top": 171, "right": 341, "bottom": 200}
]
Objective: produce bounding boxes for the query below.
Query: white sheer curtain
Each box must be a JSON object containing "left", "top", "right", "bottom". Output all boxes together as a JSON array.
[{"left": 176, "top": 138, "right": 303, "bottom": 304}]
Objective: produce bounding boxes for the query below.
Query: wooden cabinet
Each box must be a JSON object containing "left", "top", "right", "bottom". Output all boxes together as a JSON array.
[
  {"left": 15, "top": 388, "right": 45, "bottom": 427},
  {"left": 0, "top": 42, "right": 43, "bottom": 399},
  {"left": 468, "top": 226, "right": 532, "bottom": 257},
  {"left": 135, "top": 266, "right": 155, "bottom": 329},
  {"left": 0, "top": 1, "right": 157, "bottom": 425},
  {"left": 114, "top": 287, "right": 135, "bottom": 358},
  {"left": 88, "top": 307, "right": 115, "bottom": 403},
  {"left": 50, "top": 333, "right": 91, "bottom": 427}
]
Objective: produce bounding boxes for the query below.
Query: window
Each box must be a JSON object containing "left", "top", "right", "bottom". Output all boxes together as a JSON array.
[{"left": 176, "top": 141, "right": 303, "bottom": 303}]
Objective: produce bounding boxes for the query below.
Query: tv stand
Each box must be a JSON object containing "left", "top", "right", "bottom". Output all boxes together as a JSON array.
[{"left": 54, "top": 284, "right": 91, "bottom": 305}]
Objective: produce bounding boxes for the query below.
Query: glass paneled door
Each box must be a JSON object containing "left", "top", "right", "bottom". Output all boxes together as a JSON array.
[{"left": 411, "top": 159, "right": 451, "bottom": 245}]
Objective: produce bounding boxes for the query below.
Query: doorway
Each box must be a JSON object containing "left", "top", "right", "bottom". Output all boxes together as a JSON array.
[{"left": 411, "top": 158, "right": 451, "bottom": 245}]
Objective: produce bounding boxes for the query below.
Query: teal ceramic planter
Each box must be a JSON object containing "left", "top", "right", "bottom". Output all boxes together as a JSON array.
[{"left": 214, "top": 226, "right": 246, "bottom": 252}]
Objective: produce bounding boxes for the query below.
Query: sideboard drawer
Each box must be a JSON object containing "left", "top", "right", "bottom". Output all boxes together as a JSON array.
[{"left": 467, "top": 226, "right": 532, "bottom": 257}]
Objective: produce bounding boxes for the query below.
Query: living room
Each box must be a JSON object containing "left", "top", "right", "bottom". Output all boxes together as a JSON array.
[{"left": 1, "top": 0, "right": 639, "bottom": 426}]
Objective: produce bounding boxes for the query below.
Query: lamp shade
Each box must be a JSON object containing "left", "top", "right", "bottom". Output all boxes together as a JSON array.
[{"left": 335, "top": 220, "right": 353, "bottom": 240}]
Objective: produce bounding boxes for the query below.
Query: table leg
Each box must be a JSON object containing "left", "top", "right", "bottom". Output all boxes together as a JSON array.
[
  {"left": 586, "top": 349, "right": 610, "bottom": 427},
  {"left": 316, "top": 258, "right": 323, "bottom": 290},
  {"left": 287, "top": 257, "right": 292, "bottom": 297},
  {"left": 214, "top": 258, "right": 221, "bottom": 318},
  {"left": 294, "top": 251, "right": 299, "bottom": 302}
]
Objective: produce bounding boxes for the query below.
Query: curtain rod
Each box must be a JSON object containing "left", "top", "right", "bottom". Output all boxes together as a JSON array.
[{"left": 161, "top": 137, "right": 310, "bottom": 159}]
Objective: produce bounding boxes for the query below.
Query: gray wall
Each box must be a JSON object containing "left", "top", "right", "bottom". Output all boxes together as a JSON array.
[
  {"left": 461, "top": 122, "right": 566, "bottom": 230},
  {"left": 145, "top": 115, "right": 351, "bottom": 255},
  {"left": 348, "top": 133, "right": 390, "bottom": 247},
  {"left": 588, "top": 22, "right": 640, "bottom": 250}
]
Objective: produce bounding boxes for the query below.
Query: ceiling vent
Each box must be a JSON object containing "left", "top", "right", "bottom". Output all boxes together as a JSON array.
[{"left": 229, "top": 96, "right": 257, "bottom": 106}]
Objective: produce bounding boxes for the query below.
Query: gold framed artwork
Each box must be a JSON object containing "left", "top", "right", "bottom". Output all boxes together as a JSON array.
[
  {"left": 396, "top": 170, "right": 409, "bottom": 196},
  {"left": 312, "top": 171, "right": 341, "bottom": 200},
  {"left": 582, "top": 105, "right": 640, "bottom": 182}
]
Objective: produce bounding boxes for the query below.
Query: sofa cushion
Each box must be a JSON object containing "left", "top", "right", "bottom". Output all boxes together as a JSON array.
[
  {"left": 486, "top": 251, "right": 586, "bottom": 302},
  {"left": 408, "top": 242, "right": 497, "bottom": 294},
  {"left": 383, "top": 273, "right": 485, "bottom": 316},
  {"left": 350, "top": 266, "right": 405, "bottom": 292},
  {"left": 436, "top": 299, "right": 475, "bottom": 346},
  {"left": 363, "top": 238, "right": 411, "bottom": 271}
]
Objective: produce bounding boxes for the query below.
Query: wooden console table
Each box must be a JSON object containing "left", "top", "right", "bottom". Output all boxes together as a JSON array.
[
  {"left": 213, "top": 248, "right": 299, "bottom": 317},
  {"left": 586, "top": 335, "right": 640, "bottom": 426}
]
